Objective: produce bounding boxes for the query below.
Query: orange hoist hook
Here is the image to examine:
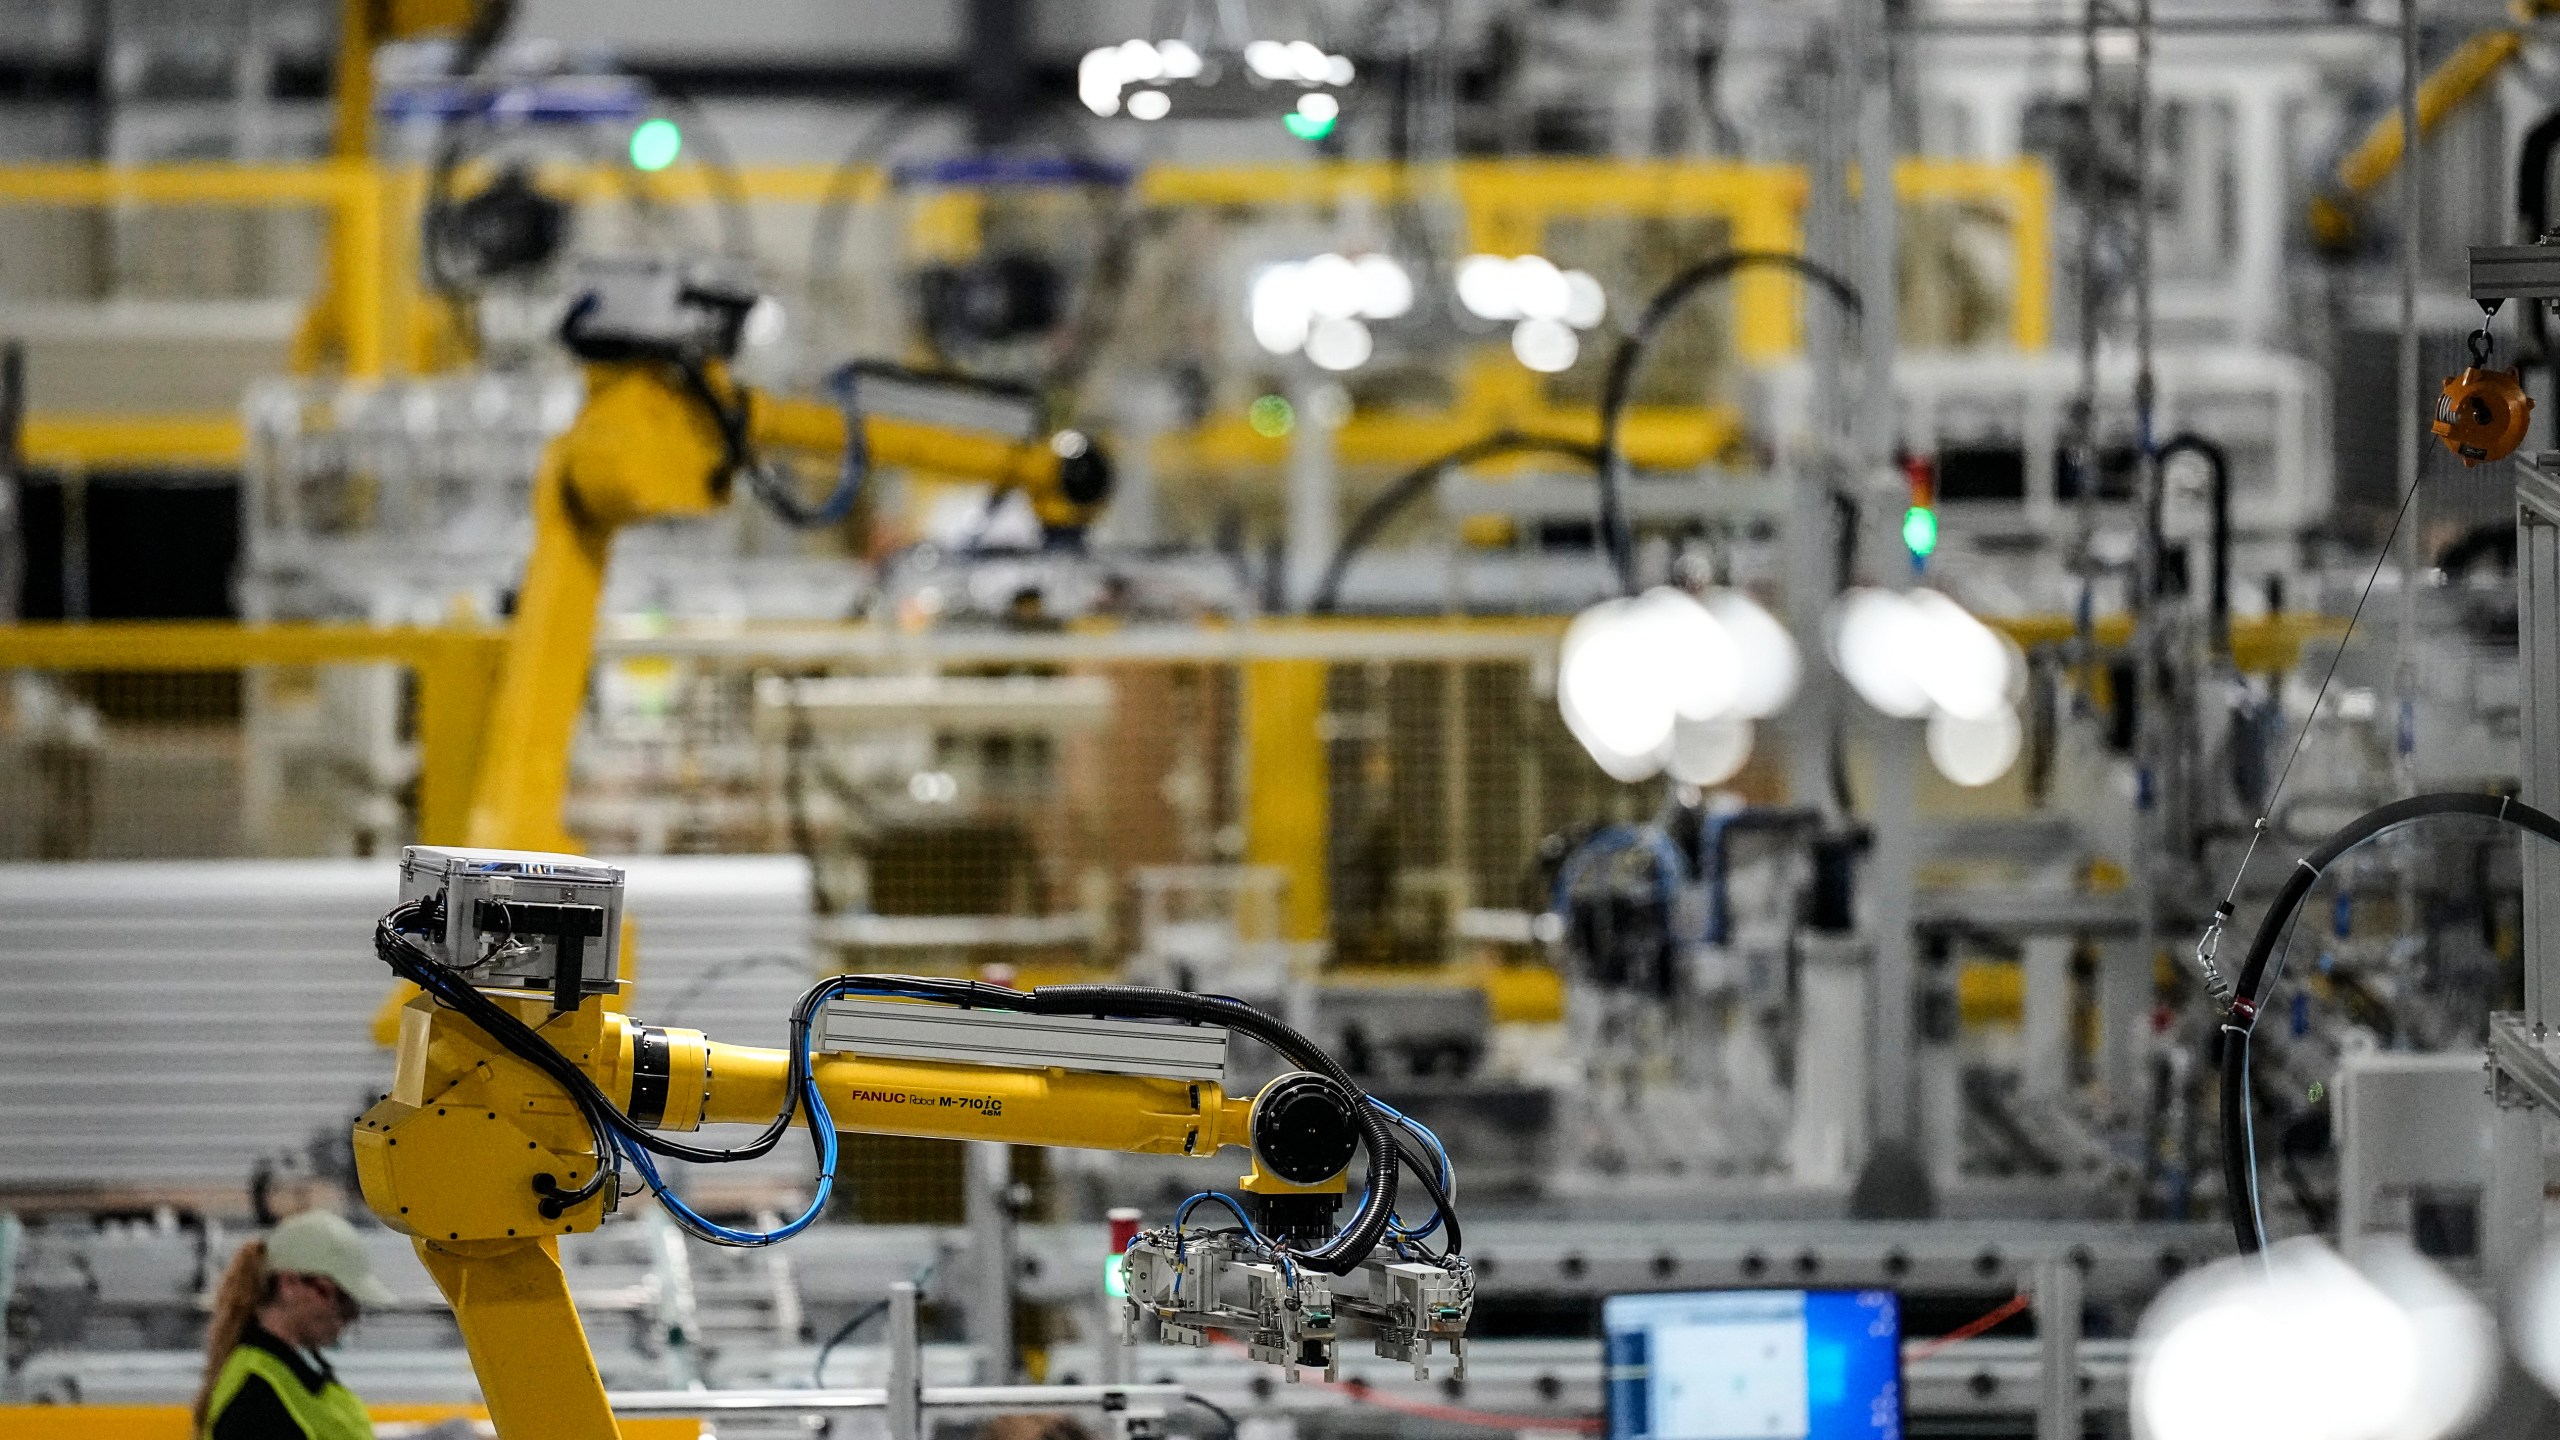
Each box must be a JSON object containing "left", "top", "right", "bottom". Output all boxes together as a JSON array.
[{"left": 2433, "top": 327, "right": 2534, "bottom": 467}]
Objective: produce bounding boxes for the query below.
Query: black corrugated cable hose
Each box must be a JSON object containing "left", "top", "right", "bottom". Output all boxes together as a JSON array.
[
  {"left": 2219, "top": 792, "right": 2560, "bottom": 1254},
  {"left": 1594, "top": 253, "right": 1863, "bottom": 595},
  {"left": 1308, "top": 432, "right": 1601, "bottom": 615}
]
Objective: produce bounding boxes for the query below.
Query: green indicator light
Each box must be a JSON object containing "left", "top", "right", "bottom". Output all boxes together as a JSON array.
[
  {"left": 1901, "top": 504, "right": 1938, "bottom": 560},
  {"left": 1103, "top": 1252, "right": 1128, "bottom": 1299},
  {"left": 1248, "top": 394, "right": 1295, "bottom": 437},
  {"left": 1283, "top": 113, "right": 1338, "bottom": 142},
  {"left": 629, "top": 118, "right": 683, "bottom": 172}
]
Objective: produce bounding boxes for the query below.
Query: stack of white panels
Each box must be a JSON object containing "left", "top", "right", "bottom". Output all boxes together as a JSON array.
[{"left": 0, "top": 854, "right": 811, "bottom": 1199}]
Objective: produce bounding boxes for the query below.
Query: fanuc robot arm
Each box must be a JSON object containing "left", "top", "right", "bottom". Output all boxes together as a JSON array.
[
  {"left": 467, "top": 256, "right": 1113, "bottom": 853},
  {"left": 354, "top": 848, "right": 1471, "bottom": 1439}
]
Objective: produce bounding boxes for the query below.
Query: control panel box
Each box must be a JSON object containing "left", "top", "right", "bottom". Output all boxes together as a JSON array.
[{"left": 398, "top": 846, "right": 625, "bottom": 1004}]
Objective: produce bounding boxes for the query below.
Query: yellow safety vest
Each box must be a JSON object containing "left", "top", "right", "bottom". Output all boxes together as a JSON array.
[{"left": 203, "top": 1339, "right": 375, "bottom": 1440}]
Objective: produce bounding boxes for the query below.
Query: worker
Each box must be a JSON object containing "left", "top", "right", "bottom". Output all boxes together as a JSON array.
[{"left": 192, "top": 1209, "right": 397, "bottom": 1440}]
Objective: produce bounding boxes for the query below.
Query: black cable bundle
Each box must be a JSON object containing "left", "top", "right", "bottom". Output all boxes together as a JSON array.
[{"left": 2218, "top": 792, "right": 2560, "bottom": 1253}]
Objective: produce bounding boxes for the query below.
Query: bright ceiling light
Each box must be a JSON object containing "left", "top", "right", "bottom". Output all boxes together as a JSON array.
[
  {"left": 2135, "top": 1239, "right": 2488, "bottom": 1440},
  {"left": 1562, "top": 269, "right": 1607, "bottom": 328},
  {"left": 1243, "top": 40, "right": 1292, "bottom": 79},
  {"left": 1924, "top": 707, "right": 2020, "bottom": 787},
  {"left": 1511, "top": 255, "right": 1570, "bottom": 322},
  {"left": 1829, "top": 587, "right": 2018, "bottom": 723},
  {"left": 1304, "top": 315, "right": 1373, "bottom": 371},
  {"left": 1301, "top": 252, "right": 1363, "bottom": 319},
  {"left": 1126, "top": 89, "right": 1172, "bottom": 120},
  {"left": 1285, "top": 40, "right": 1331, "bottom": 82},
  {"left": 1157, "top": 40, "right": 1203, "bottom": 79},
  {"left": 1079, "top": 49, "right": 1123, "bottom": 115},
  {"left": 1666, "top": 716, "right": 1753, "bottom": 787},
  {"left": 1626, "top": 587, "right": 1741, "bottom": 723},
  {"left": 1557, "top": 587, "right": 1787, "bottom": 782},
  {"left": 2355, "top": 1242, "right": 2498, "bottom": 1440},
  {"left": 1511, "top": 317, "right": 1578, "bottom": 373},
  {"left": 1456, "top": 254, "right": 1520, "bottom": 320},
  {"left": 1703, "top": 591, "right": 1800, "bottom": 719},
  {"left": 2508, "top": 1238, "right": 2560, "bottom": 1405},
  {"left": 1296, "top": 91, "right": 1340, "bottom": 123},
  {"left": 1829, "top": 589, "right": 1934, "bottom": 719},
  {"left": 1352, "top": 253, "right": 1412, "bottom": 319},
  {"left": 1903, "top": 588, "right": 2017, "bottom": 721},
  {"left": 1327, "top": 55, "right": 1355, "bottom": 85},
  {"left": 1255, "top": 254, "right": 1409, "bottom": 354},
  {"left": 1249, "top": 263, "right": 1310, "bottom": 354},
  {"left": 1559, "top": 598, "right": 1676, "bottom": 774},
  {"left": 1117, "top": 38, "right": 1165, "bottom": 81}
]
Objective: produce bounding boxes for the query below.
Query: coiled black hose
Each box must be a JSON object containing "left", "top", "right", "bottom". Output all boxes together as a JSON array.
[
  {"left": 1308, "top": 432, "right": 1601, "bottom": 615},
  {"left": 1595, "top": 253, "right": 1863, "bottom": 594},
  {"left": 2219, "top": 792, "right": 2560, "bottom": 1253}
]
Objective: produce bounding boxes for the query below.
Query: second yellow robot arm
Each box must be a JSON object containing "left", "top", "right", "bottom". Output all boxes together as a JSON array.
[{"left": 460, "top": 362, "right": 1079, "bottom": 853}]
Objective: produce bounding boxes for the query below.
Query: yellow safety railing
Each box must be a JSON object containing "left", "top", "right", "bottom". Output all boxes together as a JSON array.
[
  {"left": 0, "top": 157, "right": 2051, "bottom": 471},
  {"left": 0, "top": 164, "right": 394, "bottom": 470},
  {"left": 0, "top": 622, "right": 505, "bottom": 846}
]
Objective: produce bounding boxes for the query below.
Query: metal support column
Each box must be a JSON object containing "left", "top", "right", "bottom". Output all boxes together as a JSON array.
[
  {"left": 967, "top": 1141, "right": 1018, "bottom": 1383},
  {"left": 886, "top": 1280, "right": 922, "bottom": 1440},
  {"left": 2097, "top": 937, "right": 2151, "bottom": 1128},
  {"left": 1853, "top": 0, "right": 1914, "bottom": 1150},
  {"left": 2522, "top": 462, "right": 2560, "bottom": 1026},
  {"left": 1286, "top": 383, "right": 1343, "bottom": 612},
  {"left": 2487, "top": 1084, "right": 2545, "bottom": 1313},
  {"left": 1787, "top": 22, "right": 1854, "bottom": 814},
  {"left": 2034, "top": 1257, "right": 2083, "bottom": 1440},
  {"left": 2022, "top": 932, "right": 2073, "bottom": 1103},
  {"left": 1867, "top": 719, "right": 1920, "bottom": 1146},
  {"left": 1793, "top": 932, "right": 1873, "bottom": 1183}
]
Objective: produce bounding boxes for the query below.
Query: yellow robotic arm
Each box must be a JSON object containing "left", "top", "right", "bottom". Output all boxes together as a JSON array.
[
  {"left": 353, "top": 848, "right": 1467, "bottom": 1440},
  {"left": 465, "top": 258, "right": 1110, "bottom": 853}
]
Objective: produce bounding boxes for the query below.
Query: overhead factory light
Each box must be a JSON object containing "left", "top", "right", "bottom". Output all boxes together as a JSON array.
[
  {"left": 1247, "top": 252, "right": 1412, "bottom": 370},
  {"left": 1457, "top": 254, "right": 1609, "bottom": 373},
  {"left": 1562, "top": 269, "right": 1608, "bottom": 328},
  {"left": 1511, "top": 318, "right": 1579, "bottom": 374},
  {"left": 1559, "top": 597, "right": 1678, "bottom": 777},
  {"left": 1828, "top": 587, "right": 2027, "bottom": 787},
  {"left": 1303, "top": 315, "right": 1373, "bottom": 372},
  {"left": 2498, "top": 1237, "right": 2560, "bottom": 1405},
  {"left": 1665, "top": 716, "right": 1754, "bottom": 787},
  {"left": 1703, "top": 590, "right": 1801, "bottom": 720},
  {"left": 1456, "top": 254, "right": 1604, "bottom": 323},
  {"left": 1510, "top": 256, "right": 1571, "bottom": 322},
  {"left": 1923, "top": 708, "right": 2021, "bottom": 788},
  {"left": 2134, "top": 1238, "right": 2492, "bottom": 1440},
  {"left": 1084, "top": 34, "right": 1354, "bottom": 132},
  {"left": 1352, "top": 253, "right": 1413, "bottom": 318},
  {"left": 1556, "top": 586, "right": 1800, "bottom": 784}
]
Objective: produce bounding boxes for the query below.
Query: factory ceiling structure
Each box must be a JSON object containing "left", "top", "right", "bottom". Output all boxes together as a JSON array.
[{"left": 12, "top": 2, "right": 2560, "bottom": 1439}]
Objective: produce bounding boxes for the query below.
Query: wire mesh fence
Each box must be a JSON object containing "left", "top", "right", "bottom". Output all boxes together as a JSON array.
[{"left": 0, "top": 634, "right": 1671, "bottom": 964}]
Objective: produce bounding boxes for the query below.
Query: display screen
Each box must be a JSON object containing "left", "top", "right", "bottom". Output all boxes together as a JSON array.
[{"left": 1603, "top": 1289, "right": 1901, "bottom": 1440}]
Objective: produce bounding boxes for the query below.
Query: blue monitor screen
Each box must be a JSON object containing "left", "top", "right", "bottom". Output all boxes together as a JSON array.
[{"left": 1603, "top": 1289, "right": 1901, "bottom": 1440}]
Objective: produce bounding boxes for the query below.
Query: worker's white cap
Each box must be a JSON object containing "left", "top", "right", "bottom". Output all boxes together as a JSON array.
[{"left": 266, "top": 1210, "right": 398, "bottom": 1309}]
